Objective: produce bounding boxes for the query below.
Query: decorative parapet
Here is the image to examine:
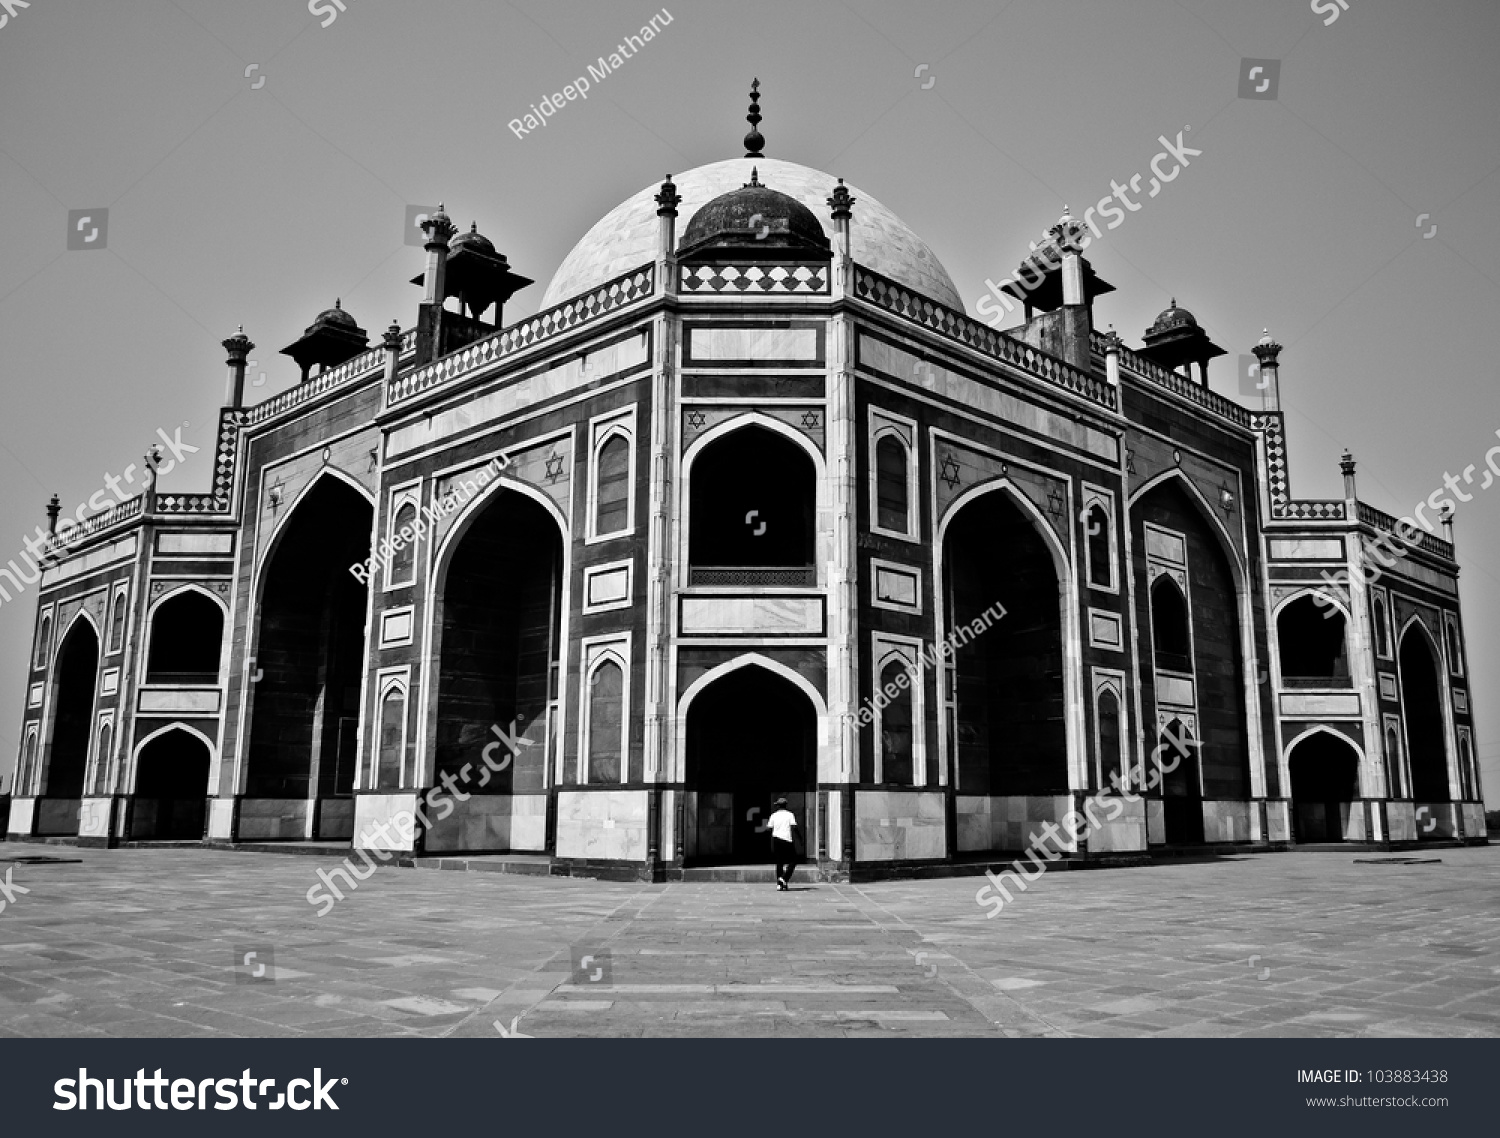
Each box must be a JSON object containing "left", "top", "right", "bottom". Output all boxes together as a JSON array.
[
  {"left": 1356, "top": 501, "right": 1454, "bottom": 560},
  {"left": 56, "top": 494, "right": 143, "bottom": 546},
  {"left": 1249, "top": 412, "right": 1347, "bottom": 521},
  {"left": 681, "top": 263, "right": 829, "bottom": 294},
  {"left": 387, "top": 265, "right": 655, "bottom": 407},
  {"left": 1092, "top": 329, "right": 1251, "bottom": 427},
  {"left": 243, "top": 331, "right": 415, "bottom": 426},
  {"left": 854, "top": 268, "right": 1116, "bottom": 411}
]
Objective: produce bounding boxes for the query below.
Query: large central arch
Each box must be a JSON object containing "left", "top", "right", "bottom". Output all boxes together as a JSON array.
[
  {"left": 243, "top": 473, "right": 373, "bottom": 837},
  {"left": 1130, "top": 474, "right": 1255, "bottom": 842},
  {"left": 429, "top": 479, "right": 565, "bottom": 852},
  {"left": 1399, "top": 622, "right": 1450, "bottom": 804},
  {"left": 681, "top": 660, "right": 819, "bottom": 865},
  {"left": 39, "top": 615, "right": 99, "bottom": 835}
]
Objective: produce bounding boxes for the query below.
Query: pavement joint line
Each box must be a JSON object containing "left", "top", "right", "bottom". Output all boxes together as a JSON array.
[
  {"left": 437, "top": 881, "right": 676, "bottom": 1039},
  {"left": 835, "top": 882, "right": 1075, "bottom": 1039}
]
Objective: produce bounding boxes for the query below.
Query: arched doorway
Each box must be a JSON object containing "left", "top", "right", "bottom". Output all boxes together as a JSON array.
[
  {"left": 39, "top": 617, "right": 99, "bottom": 834},
  {"left": 684, "top": 664, "right": 817, "bottom": 865},
  {"left": 1399, "top": 625, "right": 1450, "bottom": 803},
  {"left": 245, "top": 476, "right": 372, "bottom": 832},
  {"left": 131, "top": 728, "right": 211, "bottom": 840},
  {"left": 1157, "top": 718, "right": 1205, "bottom": 844},
  {"left": 1132, "top": 479, "right": 1250, "bottom": 843},
  {"left": 940, "top": 488, "right": 1066, "bottom": 815},
  {"left": 432, "top": 487, "right": 563, "bottom": 851},
  {"left": 1289, "top": 731, "right": 1360, "bottom": 842},
  {"left": 689, "top": 424, "right": 816, "bottom": 585}
]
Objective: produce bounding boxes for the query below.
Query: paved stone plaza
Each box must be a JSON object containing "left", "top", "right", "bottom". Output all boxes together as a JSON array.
[{"left": 0, "top": 843, "right": 1496, "bottom": 1038}]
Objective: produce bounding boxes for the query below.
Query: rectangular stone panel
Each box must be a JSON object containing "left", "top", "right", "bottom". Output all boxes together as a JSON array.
[
  {"left": 1279, "top": 692, "right": 1361, "bottom": 717},
  {"left": 679, "top": 595, "right": 824, "bottom": 636},
  {"left": 157, "top": 532, "right": 234, "bottom": 555},
  {"left": 1268, "top": 538, "right": 1344, "bottom": 561},
  {"left": 138, "top": 688, "right": 221, "bottom": 713}
]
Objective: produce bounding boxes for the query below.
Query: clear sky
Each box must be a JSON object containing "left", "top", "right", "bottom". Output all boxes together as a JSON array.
[{"left": 0, "top": 0, "right": 1496, "bottom": 803}]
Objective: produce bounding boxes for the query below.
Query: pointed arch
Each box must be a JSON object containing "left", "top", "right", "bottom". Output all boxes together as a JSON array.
[
  {"left": 1128, "top": 468, "right": 1247, "bottom": 579},
  {"left": 935, "top": 476, "right": 1081, "bottom": 796},
  {"left": 427, "top": 470, "right": 570, "bottom": 801},
  {"left": 255, "top": 465, "right": 376, "bottom": 576},
  {"left": 1130, "top": 469, "right": 1263, "bottom": 801}
]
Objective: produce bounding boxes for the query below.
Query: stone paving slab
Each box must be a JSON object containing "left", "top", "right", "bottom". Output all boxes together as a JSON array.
[{"left": 0, "top": 842, "right": 1496, "bottom": 1037}]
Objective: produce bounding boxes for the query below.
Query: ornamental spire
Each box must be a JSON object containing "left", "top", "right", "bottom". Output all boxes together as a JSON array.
[{"left": 744, "top": 78, "right": 764, "bottom": 157}]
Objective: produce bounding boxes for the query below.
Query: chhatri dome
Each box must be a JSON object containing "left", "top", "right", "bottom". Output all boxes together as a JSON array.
[{"left": 542, "top": 82, "right": 960, "bottom": 309}]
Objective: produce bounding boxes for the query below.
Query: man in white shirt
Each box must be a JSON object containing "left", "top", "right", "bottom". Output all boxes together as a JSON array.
[{"left": 767, "top": 797, "right": 798, "bottom": 891}]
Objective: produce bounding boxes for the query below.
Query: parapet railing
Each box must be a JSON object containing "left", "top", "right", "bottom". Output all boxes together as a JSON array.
[
  {"left": 1091, "top": 330, "right": 1252, "bottom": 427},
  {"left": 1356, "top": 501, "right": 1454, "bottom": 560},
  {"left": 243, "top": 330, "right": 417, "bottom": 426},
  {"left": 853, "top": 268, "right": 1117, "bottom": 412},
  {"left": 386, "top": 264, "right": 656, "bottom": 407}
]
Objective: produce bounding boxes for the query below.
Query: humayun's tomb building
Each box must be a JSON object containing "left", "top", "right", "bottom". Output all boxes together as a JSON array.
[{"left": 4, "top": 86, "right": 1485, "bottom": 878}]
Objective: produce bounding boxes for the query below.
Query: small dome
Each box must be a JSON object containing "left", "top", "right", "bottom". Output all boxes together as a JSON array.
[
  {"left": 678, "top": 170, "right": 829, "bottom": 254},
  {"left": 450, "top": 222, "right": 496, "bottom": 255},
  {"left": 314, "top": 299, "right": 357, "bottom": 328},
  {"left": 1147, "top": 298, "right": 1198, "bottom": 336}
]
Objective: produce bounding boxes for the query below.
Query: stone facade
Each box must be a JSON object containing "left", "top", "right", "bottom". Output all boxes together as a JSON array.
[{"left": 6, "top": 136, "right": 1485, "bottom": 877}]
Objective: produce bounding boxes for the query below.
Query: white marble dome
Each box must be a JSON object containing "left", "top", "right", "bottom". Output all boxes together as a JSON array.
[{"left": 541, "top": 157, "right": 962, "bottom": 310}]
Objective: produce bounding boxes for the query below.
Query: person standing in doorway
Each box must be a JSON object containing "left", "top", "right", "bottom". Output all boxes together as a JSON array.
[{"left": 768, "top": 797, "right": 798, "bottom": 891}]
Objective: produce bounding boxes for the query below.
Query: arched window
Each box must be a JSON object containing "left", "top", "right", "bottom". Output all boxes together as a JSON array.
[
  {"left": 109, "top": 591, "right": 127, "bottom": 654},
  {"left": 875, "top": 435, "right": 910, "bottom": 535},
  {"left": 586, "top": 659, "right": 624, "bottom": 784},
  {"left": 689, "top": 425, "right": 816, "bottom": 583},
  {"left": 1446, "top": 620, "right": 1464, "bottom": 675},
  {"left": 389, "top": 502, "right": 418, "bottom": 586},
  {"left": 879, "top": 660, "right": 915, "bottom": 785},
  {"left": 1150, "top": 577, "right": 1191, "bottom": 671},
  {"left": 1371, "top": 595, "right": 1389, "bottom": 657},
  {"left": 377, "top": 685, "right": 406, "bottom": 789},
  {"left": 34, "top": 613, "right": 51, "bottom": 670},
  {"left": 1277, "top": 595, "right": 1349, "bottom": 682},
  {"left": 146, "top": 591, "right": 223, "bottom": 683},
  {"left": 1085, "top": 504, "right": 1112, "bottom": 589},
  {"left": 1459, "top": 735, "right": 1476, "bottom": 800},
  {"left": 92, "top": 722, "right": 112, "bottom": 795},
  {"left": 594, "top": 434, "right": 631, "bottom": 537},
  {"left": 19, "top": 731, "right": 37, "bottom": 795},
  {"left": 1384, "top": 728, "right": 1402, "bottom": 798},
  {"left": 1097, "top": 688, "right": 1123, "bottom": 790}
]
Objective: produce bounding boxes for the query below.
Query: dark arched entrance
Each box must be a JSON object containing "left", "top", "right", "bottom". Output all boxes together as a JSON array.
[
  {"left": 245, "top": 476, "right": 372, "bottom": 836},
  {"left": 1133, "top": 480, "right": 1250, "bottom": 845},
  {"left": 1399, "top": 626, "right": 1450, "bottom": 803},
  {"left": 432, "top": 489, "right": 562, "bottom": 851},
  {"left": 131, "top": 729, "right": 211, "bottom": 840},
  {"left": 941, "top": 489, "right": 1066, "bottom": 823},
  {"left": 685, "top": 665, "right": 817, "bottom": 865},
  {"left": 39, "top": 618, "right": 99, "bottom": 834},
  {"left": 1289, "top": 731, "right": 1360, "bottom": 842}
]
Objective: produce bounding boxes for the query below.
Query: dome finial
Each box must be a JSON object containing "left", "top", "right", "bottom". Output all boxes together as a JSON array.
[{"left": 744, "top": 78, "right": 765, "bottom": 157}]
